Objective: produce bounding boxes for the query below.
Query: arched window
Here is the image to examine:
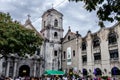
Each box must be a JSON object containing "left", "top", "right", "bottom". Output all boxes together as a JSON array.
[
  {"left": 54, "top": 19, "right": 58, "bottom": 27},
  {"left": 93, "top": 36, "right": 100, "bottom": 48},
  {"left": 68, "top": 36, "right": 70, "bottom": 40},
  {"left": 36, "top": 48, "right": 40, "bottom": 55},
  {"left": 94, "top": 52, "right": 101, "bottom": 61},
  {"left": 108, "top": 32, "right": 117, "bottom": 44},
  {"left": 54, "top": 32, "right": 58, "bottom": 38},
  {"left": 73, "top": 50, "right": 75, "bottom": 57},
  {"left": 54, "top": 50, "right": 57, "bottom": 56},
  {"left": 2, "top": 62, "right": 6, "bottom": 68},
  {"left": 109, "top": 49, "right": 119, "bottom": 59},
  {"left": 82, "top": 55, "right": 87, "bottom": 63},
  {"left": 63, "top": 51, "right": 66, "bottom": 59},
  {"left": 111, "top": 67, "right": 120, "bottom": 75},
  {"left": 82, "top": 41, "right": 86, "bottom": 50}
]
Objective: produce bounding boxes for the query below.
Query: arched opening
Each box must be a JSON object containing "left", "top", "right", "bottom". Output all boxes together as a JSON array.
[
  {"left": 54, "top": 19, "right": 58, "bottom": 27},
  {"left": 54, "top": 32, "right": 58, "bottom": 38},
  {"left": 82, "top": 41, "right": 86, "bottom": 51},
  {"left": 108, "top": 32, "right": 117, "bottom": 44},
  {"left": 93, "top": 36, "right": 100, "bottom": 48},
  {"left": 19, "top": 65, "right": 30, "bottom": 77},
  {"left": 111, "top": 67, "right": 120, "bottom": 76},
  {"left": 82, "top": 68, "right": 88, "bottom": 76},
  {"left": 93, "top": 68, "right": 102, "bottom": 76},
  {"left": 68, "top": 36, "right": 70, "bottom": 40},
  {"left": 63, "top": 51, "right": 66, "bottom": 59}
]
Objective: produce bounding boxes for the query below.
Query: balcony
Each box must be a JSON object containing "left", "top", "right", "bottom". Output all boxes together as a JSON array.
[
  {"left": 62, "top": 59, "right": 66, "bottom": 62},
  {"left": 82, "top": 62, "right": 87, "bottom": 66},
  {"left": 94, "top": 60, "right": 101, "bottom": 64},
  {"left": 110, "top": 58, "right": 119, "bottom": 63},
  {"left": 81, "top": 50, "right": 87, "bottom": 54},
  {"left": 108, "top": 43, "right": 118, "bottom": 49},
  {"left": 93, "top": 47, "right": 100, "bottom": 53}
]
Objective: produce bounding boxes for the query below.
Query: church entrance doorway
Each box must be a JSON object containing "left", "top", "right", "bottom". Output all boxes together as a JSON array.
[{"left": 19, "top": 65, "right": 30, "bottom": 77}]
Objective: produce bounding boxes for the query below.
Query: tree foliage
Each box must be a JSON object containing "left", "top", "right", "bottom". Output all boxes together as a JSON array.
[
  {"left": 0, "top": 12, "right": 43, "bottom": 57},
  {"left": 69, "top": 0, "right": 120, "bottom": 26}
]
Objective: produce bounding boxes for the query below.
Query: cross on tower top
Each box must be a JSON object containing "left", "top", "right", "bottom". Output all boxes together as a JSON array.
[
  {"left": 27, "top": 14, "right": 31, "bottom": 19},
  {"left": 69, "top": 26, "right": 70, "bottom": 29},
  {"left": 26, "top": 14, "right": 31, "bottom": 24},
  {"left": 52, "top": 3, "right": 54, "bottom": 9},
  {"left": 68, "top": 26, "right": 71, "bottom": 32}
]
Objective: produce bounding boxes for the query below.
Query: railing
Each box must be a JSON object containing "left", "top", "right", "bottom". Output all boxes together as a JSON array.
[
  {"left": 81, "top": 50, "right": 87, "bottom": 54},
  {"left": 110, "top": 58, "right": 119, "bottom": 63},
  {"left": 82, "top": 62, "right": 87, "bottom": 66},
  {"left": 93, "top": 46, "right": 100, "bottom": 52},
  {"left": 108, "top": 43, "right": 117, "bottom": 48},
  {"left": 94, "top": 60, "right": 101, "bottom": 64}
]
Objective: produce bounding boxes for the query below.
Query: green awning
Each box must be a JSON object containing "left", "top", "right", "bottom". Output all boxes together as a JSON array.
[{"left": 44, "top": 70, "right": 65, "bottom": 75}]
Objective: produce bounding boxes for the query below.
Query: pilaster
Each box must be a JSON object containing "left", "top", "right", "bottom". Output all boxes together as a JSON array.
[{"left": 6, "top": 58, "right": 11, "bottom": 77}]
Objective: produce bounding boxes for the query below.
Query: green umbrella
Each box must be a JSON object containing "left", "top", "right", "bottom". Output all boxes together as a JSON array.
[{"left": 44, "top": 70, "right": 65, "bottom": 75}]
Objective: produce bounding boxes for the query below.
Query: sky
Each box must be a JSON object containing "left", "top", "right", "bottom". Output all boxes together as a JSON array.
[{"left": 0, "top": 0, "right": 116, "bottom": 37}]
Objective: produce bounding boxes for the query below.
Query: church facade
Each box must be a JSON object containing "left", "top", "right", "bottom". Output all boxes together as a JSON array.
[
  {"left": 0, "top": 8, "right": 64, "bottom": 78},
  {"left": 0, "top": 8, "right": 120, "bottom": 78},
  {"left": 0, "top": 15, "right": 43, "bottom": 78}
]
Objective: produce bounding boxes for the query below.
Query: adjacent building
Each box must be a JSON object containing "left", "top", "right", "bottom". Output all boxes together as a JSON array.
[
  {"left": 40, "top": 8, "right": 120, "bottom": 77},
  {"left": 62, "top": 23, "right": 120, "bottom": 77}
]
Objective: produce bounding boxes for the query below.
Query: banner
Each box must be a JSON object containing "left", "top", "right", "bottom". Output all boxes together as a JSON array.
[{"left": 67, "top": 47, "right": 71, "bottom": 65}]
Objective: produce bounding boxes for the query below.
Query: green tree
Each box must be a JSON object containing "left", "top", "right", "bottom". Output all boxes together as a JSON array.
[
  {"left": 69, "top": 0, "right": 120, "bottom": 27},
  {"left": 0, "top": 12, "right": 43, "bottom": 57}
]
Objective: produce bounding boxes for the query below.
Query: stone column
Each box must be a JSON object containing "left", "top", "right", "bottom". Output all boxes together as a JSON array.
[
  {"left": 33, "top": 60, "right": 37, "bottom": 77},
  {"left": 6, "top": 58, "right": 10, "bottom": 77},
  {"left": 39, "top": 62, "right": 42, "bottom": 77},
  {"left": 13, "top": 59, "right": 18, "bottom": 78}
]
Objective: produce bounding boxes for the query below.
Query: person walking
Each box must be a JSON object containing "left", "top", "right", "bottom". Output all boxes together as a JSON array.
[{"left": 107, "top": 77, "right": 111, "bottom": 80}]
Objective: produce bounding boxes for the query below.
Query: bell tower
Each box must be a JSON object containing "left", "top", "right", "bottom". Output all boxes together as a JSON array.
[
  {"left": 41, "top": 8, "right": 63, "bottom": 70},
  {"left": 41, "top": 8, "right": 63, "bottom": 41}
]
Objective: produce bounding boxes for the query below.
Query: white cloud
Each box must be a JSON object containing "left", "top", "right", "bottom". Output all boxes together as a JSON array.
[{"left": 0, "top": 0, "right": 115, "bottom": 37}]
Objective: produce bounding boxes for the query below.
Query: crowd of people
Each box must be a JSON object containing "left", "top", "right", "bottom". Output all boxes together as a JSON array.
[{"left": 0, "top": 75, "right": 119, "bottom": 80}]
